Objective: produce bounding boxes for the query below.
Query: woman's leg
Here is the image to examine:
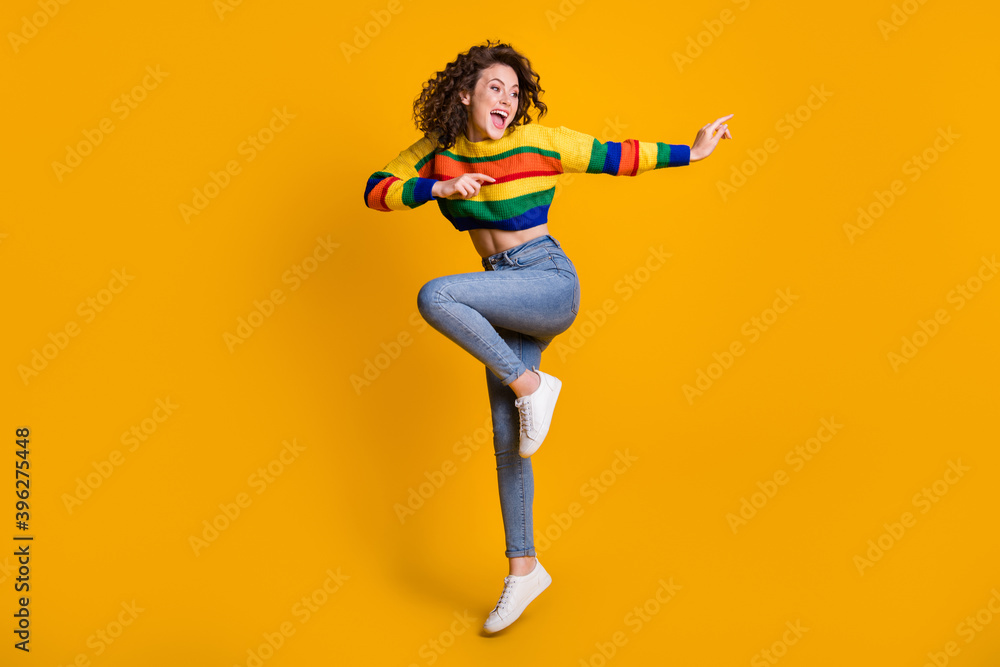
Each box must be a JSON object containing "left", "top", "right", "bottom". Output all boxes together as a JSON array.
[
  {"left": 485, "top": 326, "right": 549, "bottom": 571},
  {"left": 423, "top": 238, "right": 576, "bottom": 632},
  {"left": 416, "top": 264, "right": 576, "bottom": 388}
]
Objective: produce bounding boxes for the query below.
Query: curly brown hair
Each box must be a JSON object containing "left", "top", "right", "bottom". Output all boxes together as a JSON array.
[{"left": 413, "top": 40, "right": 548, "bottom": 151}]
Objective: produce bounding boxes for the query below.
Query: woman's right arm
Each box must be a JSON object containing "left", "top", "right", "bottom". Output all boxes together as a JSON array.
[{"left": 363, "top": 135, "right": 440, "bottom": 212}]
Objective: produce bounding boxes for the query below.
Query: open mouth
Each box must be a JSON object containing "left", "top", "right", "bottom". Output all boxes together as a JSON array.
[{"left": 490, "top": 109, "right": 508, "bottom": 129}]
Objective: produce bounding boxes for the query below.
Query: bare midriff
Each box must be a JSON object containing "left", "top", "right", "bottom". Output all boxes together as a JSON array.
[{"left": 468, "top": 224, "right": 551, "bottom": 259}]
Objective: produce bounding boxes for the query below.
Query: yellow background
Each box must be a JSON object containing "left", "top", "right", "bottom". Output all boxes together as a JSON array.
[{"left": 2, "top": 0, "right": 998, "bottom": 664}]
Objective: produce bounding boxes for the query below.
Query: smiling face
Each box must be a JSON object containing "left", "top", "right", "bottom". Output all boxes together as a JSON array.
[{"left": 459, "top": 63, "right": 520, "bottom": 142}]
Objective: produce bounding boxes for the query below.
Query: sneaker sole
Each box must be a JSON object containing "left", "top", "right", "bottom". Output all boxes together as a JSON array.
[
  {"left": 519, "top": 378, "right": 561, "bottom": 458},
  {"left": 483, "top": 569, "right": 553, "bottom": 633}
]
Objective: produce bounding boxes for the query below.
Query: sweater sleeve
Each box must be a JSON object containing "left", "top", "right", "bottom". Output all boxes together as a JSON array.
[
  {"left": 364, "top": 134, "right": 440, "bottom": 212},
  {"left": 551, "top": 125, "right": 690, "bottom": 176}
]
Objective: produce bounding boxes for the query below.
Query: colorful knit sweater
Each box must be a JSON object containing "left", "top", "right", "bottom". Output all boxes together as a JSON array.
[{"left": 363, "top": 123, "right": 690, "bottom": 232}]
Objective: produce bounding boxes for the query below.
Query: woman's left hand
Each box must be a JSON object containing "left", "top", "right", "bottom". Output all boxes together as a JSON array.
[{"left": 690, "top": 114, "right": 734, "bottom": 162}]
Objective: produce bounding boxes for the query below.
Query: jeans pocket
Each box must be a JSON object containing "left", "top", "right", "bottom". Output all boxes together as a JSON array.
[{"left": 512, "top": 249, "right": 552, "bottom": 268}]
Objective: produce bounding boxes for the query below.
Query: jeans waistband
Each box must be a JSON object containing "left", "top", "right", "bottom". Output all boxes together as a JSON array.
[{"left": 481, "top": 235, "right": 562, "bottom": 271}]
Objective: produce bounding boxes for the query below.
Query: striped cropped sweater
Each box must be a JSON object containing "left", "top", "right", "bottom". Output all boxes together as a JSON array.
[{"left": 363, "top": 123, "right": 690, "bottom": 232}]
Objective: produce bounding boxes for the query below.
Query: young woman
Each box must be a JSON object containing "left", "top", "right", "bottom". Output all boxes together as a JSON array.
[{"left": 364, "top": 39, "right": 731, "bottom": 633}]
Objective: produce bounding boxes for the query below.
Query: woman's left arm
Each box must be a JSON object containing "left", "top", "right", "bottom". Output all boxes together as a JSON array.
[{"left": 552, "top": 124, "right": 690, "bottom": 176}]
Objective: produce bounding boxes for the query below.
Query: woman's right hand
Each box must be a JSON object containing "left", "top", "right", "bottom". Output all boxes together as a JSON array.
[{"left": 432, "top": 173, "right": 496, "bottom": 199}]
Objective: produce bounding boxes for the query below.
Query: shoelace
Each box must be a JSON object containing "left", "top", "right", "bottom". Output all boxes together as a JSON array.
[
  {"left": 516, "top": 399, "right": 533, "bottom": 437},
  {"left": 495, "top": 576, "right": 518, "bottom": 612}
]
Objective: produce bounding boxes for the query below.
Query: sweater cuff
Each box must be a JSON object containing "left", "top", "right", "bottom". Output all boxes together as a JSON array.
[
  {"left": 656, "top": 143, "right": 690, "bottom": 168},
  {"left": 671, "top": 144, "right": 691, "bottom": 167},
  {"left": 413, "top": 177, "right": 437, "bottom": 203}
]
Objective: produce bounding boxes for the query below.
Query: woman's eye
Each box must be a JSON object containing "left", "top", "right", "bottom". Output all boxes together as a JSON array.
[{"left": 489, "top": 85, "right": 517, "bottom": 98}]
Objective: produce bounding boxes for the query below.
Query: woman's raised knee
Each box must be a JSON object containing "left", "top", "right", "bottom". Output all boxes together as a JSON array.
[{"left": 416, "top": 279, "right": 443, "bottom": 320}]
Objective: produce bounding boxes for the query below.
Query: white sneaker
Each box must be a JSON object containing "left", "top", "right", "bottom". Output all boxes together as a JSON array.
[
  {"left": 514, "top": 368, "right": 561, "bottom": 458},
  {"left": 483, "top": 559, "right": 552, "bottom": 633}
]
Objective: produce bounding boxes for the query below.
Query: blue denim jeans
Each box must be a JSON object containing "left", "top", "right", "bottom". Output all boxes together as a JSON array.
[{"left": 416, "top": 234, "right": 580, "bottom": 557}]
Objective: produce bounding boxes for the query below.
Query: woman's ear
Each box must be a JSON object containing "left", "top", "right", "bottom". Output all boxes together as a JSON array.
[{"left": 459, "top": 90, "right": 470, "bottom": 106}]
